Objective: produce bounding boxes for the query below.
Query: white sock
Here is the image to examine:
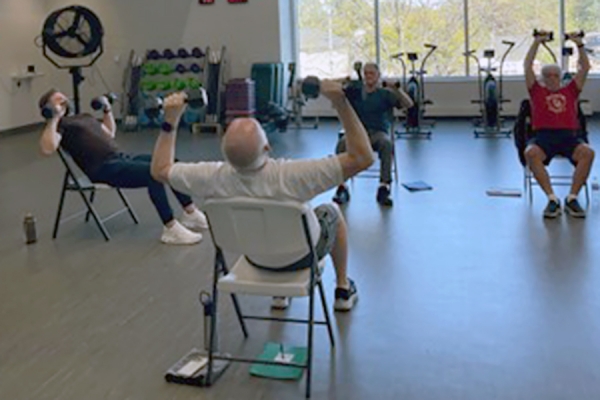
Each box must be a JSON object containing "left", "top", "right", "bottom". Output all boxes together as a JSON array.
[
  {"left": 548, "top": 194, "right": 558, "bottom": 202},
  {"left": 567, "top": 194, "right": 578, "bottom": 202}
]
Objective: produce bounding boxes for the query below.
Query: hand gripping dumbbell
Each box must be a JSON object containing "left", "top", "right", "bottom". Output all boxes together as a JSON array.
[
  {"left": 301, "top": 76, "right": 362, "bottom": 101},
  {"left": 533, "top": 29, "right": 554, "bottom": 42},
  {"left": 565, "top": 30, "right": 585, "bottom": 41},
  {"left": 143, "top": 88, "right": 208, "bottom": 120},
  {"left": 91, "top": 93, "right": 118, "bottom": 112}
]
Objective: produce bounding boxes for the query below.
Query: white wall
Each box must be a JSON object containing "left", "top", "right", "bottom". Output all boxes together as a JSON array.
[
  {"left": 0, "top": 0, "right": 52, "bottom": 131},
  {"left": 181, "top": 0, "right": 282, "bottom": 79}
]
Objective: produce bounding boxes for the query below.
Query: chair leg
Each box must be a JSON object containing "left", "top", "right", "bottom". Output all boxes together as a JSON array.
[
  {"left": 52, "top": 173, "right": 69, "bottom": 239},
  {"left": 585, "top": 182, "right": 590, "bottom": 206},
  {"left": 392, "top": 149, "right": 399, "bottom": 183},
  {"left": 85, "top": 190, "right": 96, "bottom": 222},
  {"left": 207, "top": 255, "right": 222, "bottom": 386},
  {"left": 230, "top": 294, "right": 249, "bottom": 339},
  {"left": 317, "top": 280, "right": 335, "bottom": 348},
  {"left": 116, "top": 188, "right": 139, "bottom": 224},
  {"left": 305, "top": 277, "right": 316, "bottom": 398},
  {"left": 77, "top": 189, "right": 110, "bottom": 241}
]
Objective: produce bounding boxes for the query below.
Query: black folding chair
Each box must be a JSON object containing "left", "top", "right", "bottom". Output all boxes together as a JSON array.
[{"left": 53, "top": 148, "right": 139, "bottom": 241}]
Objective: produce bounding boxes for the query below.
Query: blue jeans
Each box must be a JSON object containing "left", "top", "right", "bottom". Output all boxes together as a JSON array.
[{"left": 89, "top": 153, "right": 193, "bottom": 225}]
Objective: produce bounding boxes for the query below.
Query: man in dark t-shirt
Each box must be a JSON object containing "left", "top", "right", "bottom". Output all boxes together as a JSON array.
[
  {"left": 38, "top": 89, "right": 207, "bottom": 244},
  {"left": 333, "top": 62, "right": 413, "bottom": 207}
]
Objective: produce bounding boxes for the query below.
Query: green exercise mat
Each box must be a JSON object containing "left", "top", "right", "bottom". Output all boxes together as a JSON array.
[{"left": 249, "top": 342, "right": 307, "bottom": 380}]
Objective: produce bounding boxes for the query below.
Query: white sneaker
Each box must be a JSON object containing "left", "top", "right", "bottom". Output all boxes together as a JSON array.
[
  {"left": 161, "top": 220, "right": 203, "bottom": 245},
  {"left": 181, "top": 209, "right": 209, "bottom": 231},
  {"left": 271, "top": 297, "right": 290, "bottom": 310}
]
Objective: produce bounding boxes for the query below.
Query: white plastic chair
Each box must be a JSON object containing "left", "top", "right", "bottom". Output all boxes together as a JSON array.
[{"left": 203, "top": 198, "right": 335, "bottom": 399}]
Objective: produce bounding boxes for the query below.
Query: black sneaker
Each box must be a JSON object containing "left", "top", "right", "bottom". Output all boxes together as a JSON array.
[
  {"left": 564, "top": 197, "right": 586, "bottom": 218},
  {"left": 543, "top": 199, "right": 561, "bottom": 218},
  {"left": 333, "top": 185, "right": 350, "bottom": 204},
  {"left": 334, "top": 279, "right": 358, "bottom": 312},
  {"left": 376, "top": 185, "right": 393, "bottom": 207}
]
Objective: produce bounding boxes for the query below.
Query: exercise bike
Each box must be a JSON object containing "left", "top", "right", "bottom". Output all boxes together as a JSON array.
[
  {"left": 465, "top": 41, "right": 515, "bottom": 138},
  {"left": 286, "top": 62, "right": 319, "bottom": 130},
  {"left": 396, "top": 43, "right": 437, "bottom": 140}
]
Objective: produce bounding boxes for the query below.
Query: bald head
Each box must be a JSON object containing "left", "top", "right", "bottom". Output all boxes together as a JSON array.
[{"left": 222, "top": 118, "right": 270, "bottom": 171}]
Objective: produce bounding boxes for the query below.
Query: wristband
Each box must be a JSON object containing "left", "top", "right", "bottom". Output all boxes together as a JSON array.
[{"left": 161, "top": 121, "right": 174, "bottom": 133}]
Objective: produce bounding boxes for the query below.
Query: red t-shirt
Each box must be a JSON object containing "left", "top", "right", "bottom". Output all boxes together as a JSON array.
[{"left": 529, "top": 80, "right": 580, "bottom": 130}]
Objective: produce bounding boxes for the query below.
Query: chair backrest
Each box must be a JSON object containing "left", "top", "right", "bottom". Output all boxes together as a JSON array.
[
  {"left": 57, "top": 147, "right": 94, "bottom": 187},
  {"left": 203, "top": 198, "right": 314, "bottom": 260}
]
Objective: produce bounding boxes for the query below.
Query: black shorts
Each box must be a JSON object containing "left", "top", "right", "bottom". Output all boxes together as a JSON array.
[{"left": 527, "top": 129, "right": 584, "bottom": 165}]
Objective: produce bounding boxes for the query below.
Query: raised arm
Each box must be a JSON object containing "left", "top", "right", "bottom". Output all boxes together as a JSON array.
[
  {"left": 524, "top": 38, "right": 542, "bottom": 90},
  {"left": 39, "top": 117, "right": 62, "bottom": 155},
  {"left": 151, "top": 92, "right": 188, "bottom": 183},
  {"left": 384, "top": 83, "right": 414, "bottom": 109},
  {"left": 98, "top": 96, "right": 116, "bottom": 138},
  {"left": 571, "top": 34, "right": 591, "bottom": 91},
  {"left": 39, "top": 100, "right": 64, "bottom": 155},
  {"left": 321, "top": 80, "right": 374, "bottom": 180}
]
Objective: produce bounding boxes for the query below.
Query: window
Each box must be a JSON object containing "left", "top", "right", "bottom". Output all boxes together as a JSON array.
[
  {"left": 566, "top": 0, "right": 600, "bottom": 73},
  {"left": 296, "top": 0, "right": 596, "bottom": 78},
  {"left": 468, "top": 0, "right": 560, "bottom": 76},
  {"left": 379, "top": 0, "right": 465, "bottom": 77},
  {"left": 297, "top": 0, "right": 376, "bottom": 78}
]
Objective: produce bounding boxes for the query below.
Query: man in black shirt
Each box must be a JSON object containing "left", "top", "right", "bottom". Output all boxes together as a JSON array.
[{"left": 38, "top": 89, "right": 207, "bottom": 244}]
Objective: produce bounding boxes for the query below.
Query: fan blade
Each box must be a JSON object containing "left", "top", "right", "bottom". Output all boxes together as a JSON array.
[
  {"left": 74, "top": 33, "right": 88, "bottom": 47},
  {"left": 55, "top": 30, "right": 70, "bottom": 39},
  {"left": 70, "top": 10, "right": 83, "bottom": 33}
]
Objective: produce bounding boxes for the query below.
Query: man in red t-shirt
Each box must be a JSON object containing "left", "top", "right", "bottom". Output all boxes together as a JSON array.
[{"left": 524, "top": 30, "right": 595, "bottom": 218}]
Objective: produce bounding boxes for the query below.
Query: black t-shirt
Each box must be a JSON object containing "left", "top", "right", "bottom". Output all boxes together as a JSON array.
[
  {"left": 347, "top": 83, "right": 397, "bottom": 133},
  {"left": 58, "top": 114, "right": 119, "bottom": 176}
]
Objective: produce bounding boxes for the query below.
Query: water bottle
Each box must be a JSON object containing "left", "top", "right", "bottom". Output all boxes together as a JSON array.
[{"left": 23, "top": 213, "right": 37, "bottom": 244}]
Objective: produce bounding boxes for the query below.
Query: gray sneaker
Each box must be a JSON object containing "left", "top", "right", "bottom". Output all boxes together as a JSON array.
[
  {"left": 543, "top": 199, "right": 561, "bottom": 219},
  {"left": 565, "top": 197, "right": 586, "bottom": 218}
]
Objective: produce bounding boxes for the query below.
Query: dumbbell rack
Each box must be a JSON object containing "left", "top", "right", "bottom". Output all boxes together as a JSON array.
[
  {"left": 138, "top": 46, "right": 209, "bottom": 129},
  {"left": 194, "top": 46, "right": 227, "bottom": 135}
]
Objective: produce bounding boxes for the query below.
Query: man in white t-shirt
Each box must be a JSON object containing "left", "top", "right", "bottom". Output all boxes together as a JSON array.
[{"left": 150, "top": 81, "right": 374, "bottom": 312}]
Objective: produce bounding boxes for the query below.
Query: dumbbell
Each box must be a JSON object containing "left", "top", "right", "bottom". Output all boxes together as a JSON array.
[
  {"left": 533, "top": 29, "right": 554, "bottom": 41},
  {"left": 190, "top": 63, "right": 202, "bottom": 74},
  {"left": 163, "top": 49, "right": 176, "bottom": 60},
  {"left": 301, "top": 76, "right": 361, "bottom": 100},
  {"left": 565, "top": 30, "right": 585, "bottom": 40},
  {"left": 353, "top": 61, "right": 363, "bottom": 80},
  {"left": 143, "top": 88, "right": 208, "bottom": 120},
  {"left": 191, "top": 47, "right": 205, "bottom": 59},
  {"left": 382, "top": 81, "right": 401, "bottom": 89},
  {"left": 91, "top": 93, "right": 117, "bottom": 111},
  {"left": 177, "top": 48, "right": 190, "bottom": 59}
]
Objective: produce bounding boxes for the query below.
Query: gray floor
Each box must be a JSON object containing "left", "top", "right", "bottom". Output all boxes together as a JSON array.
[{"left": 2, "top": 119, "right": 600, "bottom": 400}]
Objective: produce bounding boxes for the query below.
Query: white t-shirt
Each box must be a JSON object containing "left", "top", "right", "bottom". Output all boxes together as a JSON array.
[{"left": 168, "top": 156, "right": 344, "bottom": 267}]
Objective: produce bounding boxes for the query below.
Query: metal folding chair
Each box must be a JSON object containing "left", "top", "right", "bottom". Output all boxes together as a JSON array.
[{"left": 53, "top": 148, "right": 139, "bottom": 241}]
